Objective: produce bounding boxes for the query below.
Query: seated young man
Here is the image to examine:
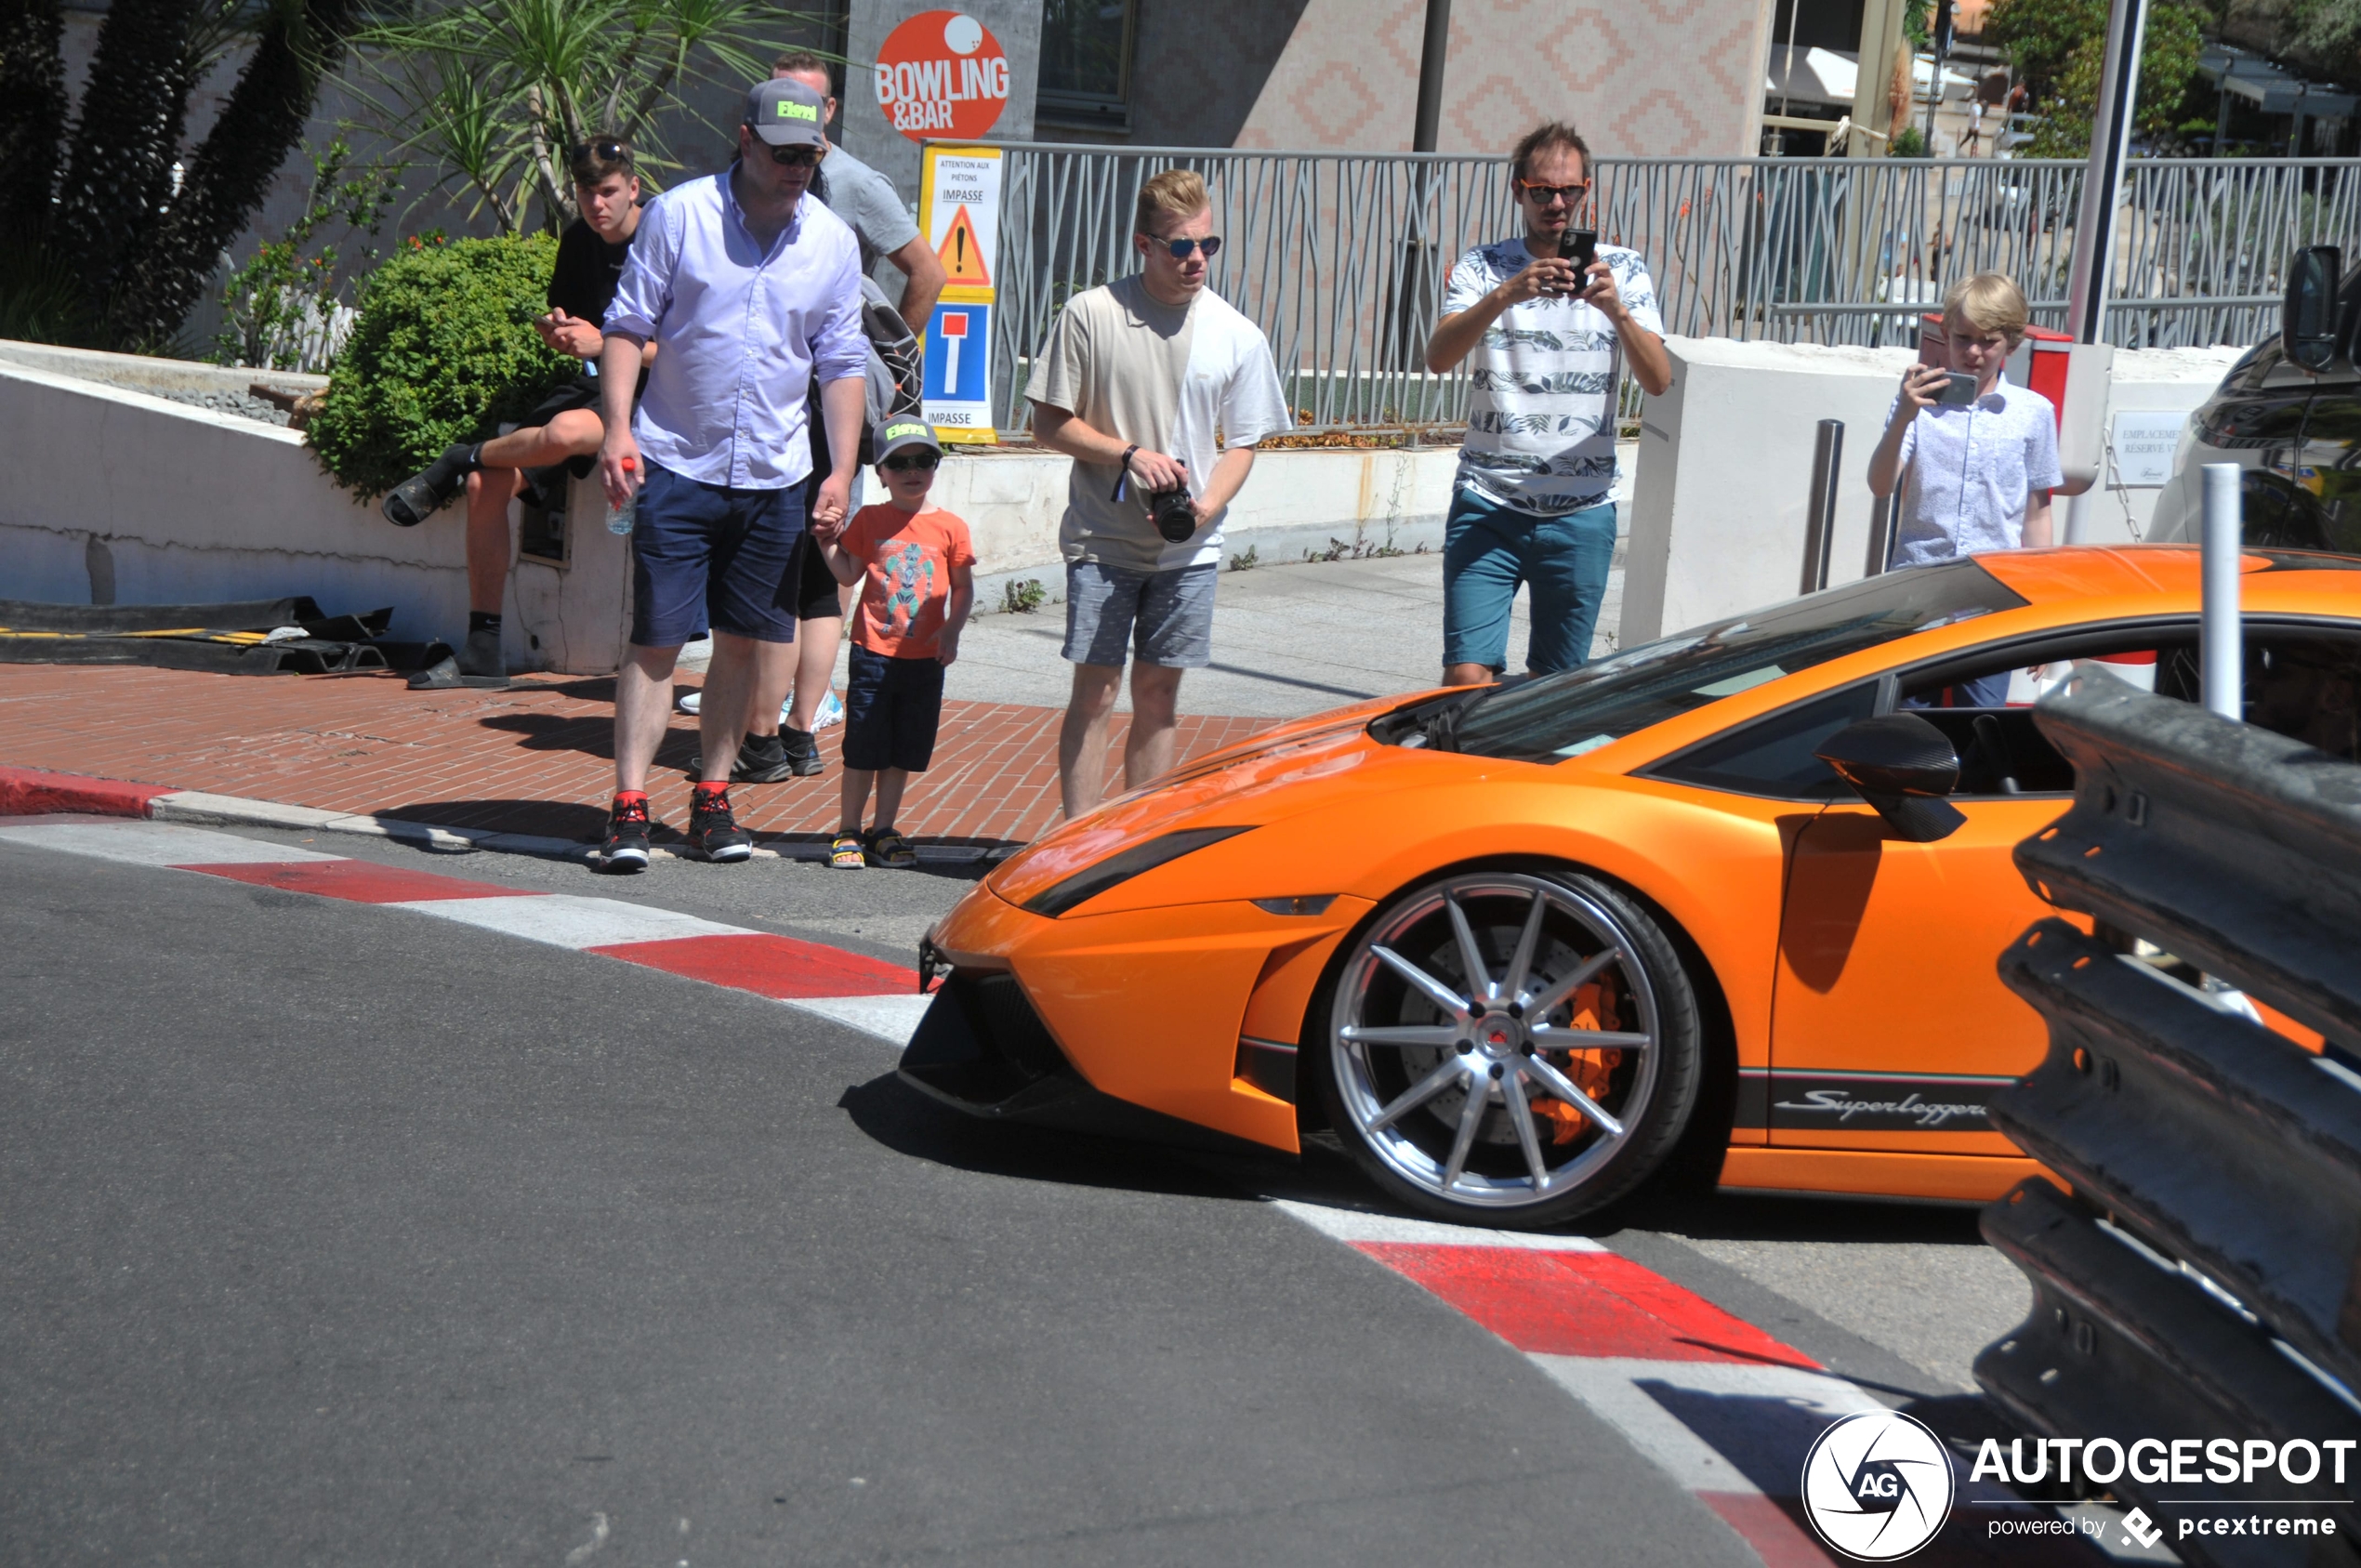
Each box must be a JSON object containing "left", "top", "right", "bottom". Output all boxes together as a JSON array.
[{"left": 381, "top": 137, "right": 653, "bottom": 686}]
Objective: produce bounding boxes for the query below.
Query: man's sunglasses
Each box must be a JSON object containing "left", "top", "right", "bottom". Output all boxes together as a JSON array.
[
  {"left": 574, "top": 137, "right": 630, "bottom": 163},
  {"left": 758, "top": 141, "right": 823, "bottom": 167},
  {"left": 1154, "top": 235, "right": 1222, "bottom": 259},
  {"left": 1516, "top": 178, "right": 1589, "bottom": 205},
  {"left": 879, "top": 451, "right": 941, "bottom": 472}
]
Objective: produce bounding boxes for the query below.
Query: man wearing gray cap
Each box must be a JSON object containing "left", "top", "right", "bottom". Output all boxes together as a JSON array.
[{"left": 590, "top": 77, "right": 867, "bottom": 872}]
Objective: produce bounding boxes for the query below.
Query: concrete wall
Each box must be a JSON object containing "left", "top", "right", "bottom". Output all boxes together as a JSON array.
[
  {"left": 1621, "top": 336, "right": 2244, "bottom": 646},
  {"left": 0, "top": 343, "right": 1462, "bottom": 670}
]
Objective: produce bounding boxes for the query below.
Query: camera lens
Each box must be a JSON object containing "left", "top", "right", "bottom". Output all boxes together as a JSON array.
[{"left": 1151, "top": 488, "right": 1194, "bottom": 542}]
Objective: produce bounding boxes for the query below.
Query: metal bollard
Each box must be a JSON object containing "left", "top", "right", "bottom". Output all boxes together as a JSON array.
[
  {"left": 2200, "top": 463, "right": 2242, "bottom": 722},
  {"left": 1800, "top": 418, "right": 1842, "bottom": 596},
  {"left": 1862, "top": 494, "right": 1893, "bottom": 578}
]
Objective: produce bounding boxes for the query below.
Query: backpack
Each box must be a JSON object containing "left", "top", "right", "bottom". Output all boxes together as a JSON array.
[{"left": 849, "top": 274, "right": 924, "bottom": 465}]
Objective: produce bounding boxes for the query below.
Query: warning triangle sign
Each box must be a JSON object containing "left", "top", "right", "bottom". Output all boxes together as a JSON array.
[{"left": 936, "top": 206, "right": 991, "bottom": 288}]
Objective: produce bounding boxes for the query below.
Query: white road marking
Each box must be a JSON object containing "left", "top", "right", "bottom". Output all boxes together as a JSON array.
[
  {"left": 1269, "top": 1198, "right": 1608, "bottom": 1251},
  {"left": 0, "top": 819, "right": 346, "bottom": 866},
  {"left": 1532, "top": 1354, "right": 1883, "bottom": 1496},
  {"left": 787, "top": 993, "right": 937, "bottom": 1044},
  {"left": 384, "top": 894, "right": 746, "bottom": 951}
]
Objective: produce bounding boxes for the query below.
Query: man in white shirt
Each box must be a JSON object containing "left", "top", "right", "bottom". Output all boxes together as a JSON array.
[
  {"left": 1426, "top": 122, "right": 1670, "bottom": 687},
  {"left": 1025, "top": 169, "right": 1291, "bottom": 819}
]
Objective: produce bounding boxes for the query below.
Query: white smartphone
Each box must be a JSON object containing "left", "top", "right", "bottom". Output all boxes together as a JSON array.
[{"left": 1936, "top": 371, "right": 1979, "bottom": 408}]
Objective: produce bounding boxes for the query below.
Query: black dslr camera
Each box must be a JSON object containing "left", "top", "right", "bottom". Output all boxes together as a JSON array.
[{"left": 1149, "top": 484, "right": 1196, "bottom": 542}]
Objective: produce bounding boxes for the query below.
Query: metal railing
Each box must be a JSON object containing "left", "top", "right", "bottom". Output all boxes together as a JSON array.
[
  {"left": 1974, "top": 666, "right": 2361, "bottom": 1560},
  {"left": 970, "top": 144, "right": 2361, "bottom": 436}
]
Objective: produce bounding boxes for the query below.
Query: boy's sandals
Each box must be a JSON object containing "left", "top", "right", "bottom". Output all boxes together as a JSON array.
[
  {"left": 863, "top": 828, "right": 917, "bottom": 868},
  {"left": 827, "top": 833, "right": 865, "bottom": 868}
]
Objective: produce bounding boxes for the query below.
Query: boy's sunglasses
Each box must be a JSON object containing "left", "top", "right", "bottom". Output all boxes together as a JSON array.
[
  {"left": 1155, "top": 235, "right": 1221, "bottom": 259},
  {"left": 759, "top": 141, "right": 823, "bottom": 167},
  {"left": 879, "top": 451, "right": 941, "bottom": 472}
]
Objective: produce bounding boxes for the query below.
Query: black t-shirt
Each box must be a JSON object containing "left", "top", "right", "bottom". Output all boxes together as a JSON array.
[{"left": 547, "top": 215, "right": 634, "bottom": 323}]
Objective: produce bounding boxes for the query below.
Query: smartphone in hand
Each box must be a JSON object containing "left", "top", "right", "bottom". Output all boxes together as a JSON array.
[
  {"left": 1558, "top": 228, "right": 1598, "bottom": 271},
  {"left": 1937, "top": 370, "right": 1979, "bottom": 408}
]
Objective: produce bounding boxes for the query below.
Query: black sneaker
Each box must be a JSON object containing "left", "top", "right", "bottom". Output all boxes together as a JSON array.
[
  {"left": 687, "top": 731, "right": 822, "bottom": 784},
  {"left": 779, "top": 726, "right": 824, "bottom": 777},
  {"left": 686, "top": 787, "right": 754, "bottom": 863},
  {"left": 731, "top": 731, "right": 800, "bottom": 784},
  {"left": 600, "top": 795, "right": 652, "bottom": 873}
]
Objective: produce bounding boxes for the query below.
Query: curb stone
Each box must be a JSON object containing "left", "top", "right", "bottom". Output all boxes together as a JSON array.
[{"left": 0, "top": 765, "right": 1011, "bottom": 865}]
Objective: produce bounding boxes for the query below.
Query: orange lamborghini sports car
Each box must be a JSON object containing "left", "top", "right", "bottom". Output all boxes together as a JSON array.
[{"left": 904, "top": 547, "right": 2361, "bottom": 1227}]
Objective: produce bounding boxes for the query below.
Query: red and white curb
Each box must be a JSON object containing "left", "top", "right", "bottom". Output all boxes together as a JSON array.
[
  {"left": 1273, "top": 1202, "right": 1889, "bottom": 1564},
  {"left": 0, "top": 819, "right": 933, "bottom": 1041}
]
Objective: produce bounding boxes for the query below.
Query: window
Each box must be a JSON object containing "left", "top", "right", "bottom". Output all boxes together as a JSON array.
[
  {"left": 1445, "top": 561, "right": 2026, "bottom": 764},
  {"left": 1038, "top": 0, "right": 1136, "bottom": 130},
  {"left": 1649, "top": 684, "right": 1880, "bottom": 800}
]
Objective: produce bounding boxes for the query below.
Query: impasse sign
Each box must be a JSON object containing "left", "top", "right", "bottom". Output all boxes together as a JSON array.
[
  {"left": 918, "top": 143, "right": 1002, "bottom": 443},
  {"left": 922, "top": 302, "right": 994, "bottom": 440}
]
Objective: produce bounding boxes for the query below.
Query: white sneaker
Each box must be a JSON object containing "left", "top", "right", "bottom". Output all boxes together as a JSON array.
[{"left": 679, "top": 690, "right": 830, "bottom": 723}]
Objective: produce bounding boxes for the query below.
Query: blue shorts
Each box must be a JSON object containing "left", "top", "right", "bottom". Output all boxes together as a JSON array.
[
  {"left": 1441, "top": 489, "right": 1616, "bottom": 675},
  {"left": 628, "top": 463, "right": 804, "bottom": 649},
  {"left": 842, "top": 643, "right": 944, "bottom": 773}
]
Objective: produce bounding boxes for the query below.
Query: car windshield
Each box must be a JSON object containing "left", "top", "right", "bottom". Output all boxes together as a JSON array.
[{"left": 1445, "top": 561, "right": 2028, "bottom": 763}]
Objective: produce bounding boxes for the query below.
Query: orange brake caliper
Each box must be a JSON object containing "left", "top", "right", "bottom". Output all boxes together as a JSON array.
[{"left": 1533, "top": 980, "right": 1624, "bottom": 1144}]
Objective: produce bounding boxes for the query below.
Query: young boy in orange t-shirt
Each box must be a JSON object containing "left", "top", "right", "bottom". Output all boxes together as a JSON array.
[{"left": 816, "top": 419, "right": 976, "bottom": 868}]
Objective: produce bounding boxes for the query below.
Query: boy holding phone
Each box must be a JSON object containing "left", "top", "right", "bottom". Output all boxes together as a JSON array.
[{"left": 1867, "top": 271, "right": 2061, "bottom": 572}]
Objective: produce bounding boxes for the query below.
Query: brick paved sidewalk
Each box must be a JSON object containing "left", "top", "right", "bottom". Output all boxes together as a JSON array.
[{"left": 0, "top": 665, "right": 1273, "bottom": 850}]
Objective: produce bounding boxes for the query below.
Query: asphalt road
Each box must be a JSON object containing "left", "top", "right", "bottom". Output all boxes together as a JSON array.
[{"left": 0, "top": 820, "right": 2047, "bottom": 1564}]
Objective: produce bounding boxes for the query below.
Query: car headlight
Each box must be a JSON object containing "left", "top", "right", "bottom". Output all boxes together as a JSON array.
[{"left": 1021, "top": 826, "right": 1254, "bottom": 917}]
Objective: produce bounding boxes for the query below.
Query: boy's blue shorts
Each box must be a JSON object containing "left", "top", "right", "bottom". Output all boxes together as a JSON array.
[{"left": 842, "top": 643, "right": 944, "bottom": 772}]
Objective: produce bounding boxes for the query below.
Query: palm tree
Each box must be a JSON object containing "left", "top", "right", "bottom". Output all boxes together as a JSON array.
[{"left": 354, "top": 0, "right": 813, "bottom": 236}]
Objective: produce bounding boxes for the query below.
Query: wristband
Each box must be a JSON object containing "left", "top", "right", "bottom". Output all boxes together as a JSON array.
[{"left": 1111, "top": 444, "right": 1141, "bottom": 503}]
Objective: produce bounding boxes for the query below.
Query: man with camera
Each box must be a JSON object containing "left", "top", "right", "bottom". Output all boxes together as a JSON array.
[
  {"left": 1026, "top": 168, "right": 1290, "bottom": 820},
  {"left": 1426, "top": 121, "right": 1669, "bottom": 687}
]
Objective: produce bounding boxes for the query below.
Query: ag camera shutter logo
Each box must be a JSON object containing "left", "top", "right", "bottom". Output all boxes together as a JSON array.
[{"left": 1800, "top": 1409, "right": 1957, "bottom": 1561}]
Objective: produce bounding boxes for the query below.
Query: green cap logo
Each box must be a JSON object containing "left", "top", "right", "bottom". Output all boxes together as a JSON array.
[
  {"left": 883, "top": 420, "right": 930, "bottom": 442},
  {"left": 777, "top": 99, "right": 818, "bottom": 122}
]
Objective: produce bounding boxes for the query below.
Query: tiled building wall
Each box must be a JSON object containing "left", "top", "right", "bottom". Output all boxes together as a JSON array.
[{"left": 1044, "top": 0, "right": 1777, "bottom": 158}]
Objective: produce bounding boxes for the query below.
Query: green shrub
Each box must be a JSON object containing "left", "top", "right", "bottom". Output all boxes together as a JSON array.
[{"left": 307, "top": 232, "right": 577, "bottom": 498}]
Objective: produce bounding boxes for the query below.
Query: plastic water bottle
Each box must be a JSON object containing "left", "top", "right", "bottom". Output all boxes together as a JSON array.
[{"left": 605, "top": 456, "right": 638, "bottom": 536}]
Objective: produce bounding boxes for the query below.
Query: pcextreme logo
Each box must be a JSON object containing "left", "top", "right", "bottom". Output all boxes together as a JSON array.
[{"left": 1800, "top": 1410, "right": 1957, "bottom": 1561}]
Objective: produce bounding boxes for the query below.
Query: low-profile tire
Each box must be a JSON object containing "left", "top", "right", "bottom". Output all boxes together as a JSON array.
[{"left": 1312, "top": 867, "right": 1702, "bottom": 1230}]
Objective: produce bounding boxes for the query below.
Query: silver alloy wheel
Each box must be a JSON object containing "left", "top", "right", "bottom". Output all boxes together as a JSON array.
[{"left": 1327, "top": 874, "right": 1661, "bottom": 1211}]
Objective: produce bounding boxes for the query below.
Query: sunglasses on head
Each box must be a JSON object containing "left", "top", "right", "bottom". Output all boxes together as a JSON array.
[
  {"left": 879, "top": 451, "right": 940, "bottom": 472},
  {"left": 1154, "top": 235, "right": 1221, "bottom": 259},
  {"left": 1516, "top": 178, "right": 1589, "bottom": 205},
  {"left": 574, "top": 137, "right": 629, "bottom": 164},
  {"left": 758, "top": 140, "right": 823, "bottom": 167}
]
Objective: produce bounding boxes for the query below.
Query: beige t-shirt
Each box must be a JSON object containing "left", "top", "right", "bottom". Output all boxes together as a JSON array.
[{"left": 1024, "top": 274, "right": 1290, "bottom": 572}]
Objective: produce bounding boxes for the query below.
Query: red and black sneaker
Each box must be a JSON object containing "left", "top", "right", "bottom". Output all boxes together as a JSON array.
[
  {"left": 600, "top": 792, "right": 652, "bottom": 873},
  {"left": 686, "top": 784, "right": 754, "bottom": 863}
]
